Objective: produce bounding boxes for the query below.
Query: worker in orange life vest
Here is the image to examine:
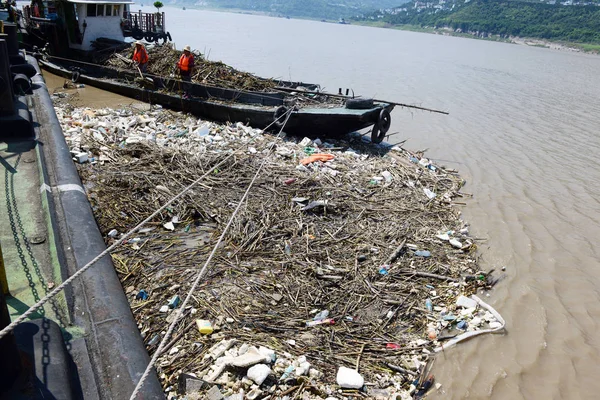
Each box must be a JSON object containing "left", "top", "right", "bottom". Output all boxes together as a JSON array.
[
  {"left": 176, "top": 45, "right": 195, "bottom": 98},
  {"left": 132, "top": 41, "right": 149, "bottom": 73}
]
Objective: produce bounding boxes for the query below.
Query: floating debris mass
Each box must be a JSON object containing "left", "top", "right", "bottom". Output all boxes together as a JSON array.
[
  {"left": 51, "top": 95, "right": 504, "bottom": 399},
  {"left": 104, "top": 43, "right": 280, "bottom": 91}
]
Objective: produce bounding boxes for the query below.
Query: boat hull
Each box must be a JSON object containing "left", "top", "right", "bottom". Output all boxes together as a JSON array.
[{"left": 40, "top": 59, "right": 393, "bottom": 138}]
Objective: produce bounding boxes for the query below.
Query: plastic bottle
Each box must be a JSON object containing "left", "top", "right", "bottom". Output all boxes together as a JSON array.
[
  {"left": 168, "top": 295, "right": 180, "bottom": 309},
  {"left": 147, "top": 334, "right": 160, "bottom": 346},
  {"left": 425, "top": 298, "right": 433, "bottom": 312},
  {"left": 427, "top": 328, "right": 437, "bottom": 340},
  {"left": 279, "top": 365, "right": 295, "bottom": 381},
  {"left": 416, "top": 374, "right": 435, "bottom": 397},
  {"left": 381, "top": 171, "right": 393, "bottom": 182},
  {"left": 414, "top": 250, "right": 431, "bottom": 257},
  {"left": 313, "top": 310, "right": 329, "bottom": 321},
  {"left": 196, "top": 319, "right": 213, "bottom": 335},
  {"left": 306, "top": 318, "right": 334, "bottom": 327}
]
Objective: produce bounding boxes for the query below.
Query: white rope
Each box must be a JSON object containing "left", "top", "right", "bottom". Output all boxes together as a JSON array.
[
  {"left": 128, "top": 109, "right": 294, "bottom": 399},
  {"left": 0, "top": 108, "right": 295, "bottom": 341}
]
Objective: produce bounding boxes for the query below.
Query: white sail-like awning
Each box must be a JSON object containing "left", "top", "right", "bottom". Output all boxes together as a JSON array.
[{"left": 67, "top": 0, "right": 135, "bottom": 4}]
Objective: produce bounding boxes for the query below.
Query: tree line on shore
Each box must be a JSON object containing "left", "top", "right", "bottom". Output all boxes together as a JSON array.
[
  {"left": 357, "top": 0, "right": 600, "bottom": 44},
  {"left": 182, "top": 0, "right": 400, "bottom": 19}
]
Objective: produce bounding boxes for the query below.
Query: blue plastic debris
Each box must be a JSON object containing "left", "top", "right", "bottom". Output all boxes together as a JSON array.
[
  {"left": 279, "top": 365, "right": 295, "bottom": 381},
  {"left": 457, "top": 320, "right": 468, "bottom": 330},
  {"left": 378, "top": 265, "right": 390, "bottom": 275},
  {"left": 425, "top": 298, "right": 433, "bottom": 312},
  {"left": 148, "top": 334, "right": 160, "bottom": 346},
  {"left": 168, "top": 295, "right": 181, "bottom": 309},
  {"left": 414, "top": 250, "right": 431, "bottom": 257},
  {"left": 136, "top": 289, "right": 149, "bottom": 300}
]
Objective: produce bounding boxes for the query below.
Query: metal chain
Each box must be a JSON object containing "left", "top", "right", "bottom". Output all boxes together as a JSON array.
[
  {"left": 5, "top": 155, "right": 43, "bottom": 311},
  {"left": 128, "top": 108, "right": 294, "bottom": 400},
  {"left": 0, "top": 107, "right": 295, "bottom": 341},
  {"left": 8, "top": 154, "right": 70, "bottom": 329}
]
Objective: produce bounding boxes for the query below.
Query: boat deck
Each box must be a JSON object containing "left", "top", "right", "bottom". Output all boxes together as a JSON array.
[{"left": 0, "top": 140, "right": 72, "bottom": 331}]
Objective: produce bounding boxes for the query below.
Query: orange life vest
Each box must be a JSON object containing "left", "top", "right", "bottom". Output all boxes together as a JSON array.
[
  {"left": 133, "top": 46, "right": 148, "bottom": 64},
  {"left": 177, "top": 53, "right": 194, "bottom": 72}
]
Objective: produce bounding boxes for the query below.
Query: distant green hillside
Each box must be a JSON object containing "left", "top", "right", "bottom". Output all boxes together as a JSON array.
[
  {"left": 357, "top": 0, "right": 600, "bottom": 43},
  {"left": 183, "top": 0, "right": 408, "bottom": 19}
]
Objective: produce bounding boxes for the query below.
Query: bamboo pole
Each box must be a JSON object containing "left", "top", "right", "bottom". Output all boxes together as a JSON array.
[{"left": 275, "top": 86, "right": 449, "bottom": 115}]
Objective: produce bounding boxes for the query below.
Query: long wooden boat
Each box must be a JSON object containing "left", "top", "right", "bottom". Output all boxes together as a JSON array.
[{"left": 39, "top": 57, "right": 394, "bottom": 142}]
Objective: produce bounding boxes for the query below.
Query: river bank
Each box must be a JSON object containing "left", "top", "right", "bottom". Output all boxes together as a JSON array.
[
  {"left": 47, "top": 79, "right": 504, "bottom": 398},
  {"left": 351, "top": 20, "right": 600, "bottom": 54},
  {"left": 152, "top": 5, "right": 600, "bottom": 55}
]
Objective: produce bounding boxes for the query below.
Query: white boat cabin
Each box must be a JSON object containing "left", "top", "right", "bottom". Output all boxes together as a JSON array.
[
  {"left": 67, "top": 0, "right": 133, "bottom": 51},
  {"left": 22, "top": 0, "right": 170, "bottom": 53}
]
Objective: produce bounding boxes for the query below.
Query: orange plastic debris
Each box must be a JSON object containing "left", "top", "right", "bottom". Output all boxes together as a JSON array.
[{"left": 300, "top": 153, "right": 335, "bottom": 165}]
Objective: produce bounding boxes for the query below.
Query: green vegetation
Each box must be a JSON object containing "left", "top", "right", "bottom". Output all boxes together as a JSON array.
[
  {"left": 154, "top": 1, "right": 163, "bottom": 13},
  {"left": 357, "top": 0, "right": 600, "bottom": 44},
  {"left": 182, "top": 0, "right": 405, "bottom": 19},
  {"left": 580, "top": 43, "right": 600, "bottom": 51}
]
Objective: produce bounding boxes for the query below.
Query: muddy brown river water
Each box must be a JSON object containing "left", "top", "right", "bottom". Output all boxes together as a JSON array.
[
  {"left": 48, "top": 6, "right": 600, "bottom": 397},
  {"left": 42, "top": 71, "right": 146, "bottom": 108}
]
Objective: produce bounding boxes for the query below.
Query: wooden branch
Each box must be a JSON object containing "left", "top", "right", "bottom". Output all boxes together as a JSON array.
[
  {"left": 384, "top": 362, "right": 418, "bottom": 376},
  {"left": 385, "top": 238, "right": 407, "bottom": 265},
  {"left": 401, "top": 269, "right": 458, "bottom": 282}
]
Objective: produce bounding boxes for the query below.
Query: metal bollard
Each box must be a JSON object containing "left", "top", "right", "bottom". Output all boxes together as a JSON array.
[
  {"left": 2, "top": 24, "right": 18, "bottom": 56},
  {"left": 0, "top": 39, "right": 15, "bottom": 117}
]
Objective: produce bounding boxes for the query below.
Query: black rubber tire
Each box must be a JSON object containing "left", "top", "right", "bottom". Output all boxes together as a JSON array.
[
  {"left": 273, "top": 106, "right": 288, "bottom": 129},
  {"left": 71, "top": 71, "right": 80, "bottom": 83},
  {"left": 145, "top": 34, "right": 155, "bottom": 42},
  {"left": 13, "top": 73, "right": 31, "bottom": 94},
  {"left": 345, "top": 98, "right": 374, "bottom": 110},
  {"left": 166, "top": 32, "right": 172, "bottom": 42},
  {"left": 371, "top": 123, "right": 385, "bottom": 144},
  {"left": 11, "top": 63, "right": 37, "bottom": 78},
  {"left": 9, "top": 55, "right": 26, "bottom": 65},
  {"left": 132, "top": 29, "right": 144, "bottom": 40},
  {"left": 378, "top": 108, "right": 391, "bottom": 135}
]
